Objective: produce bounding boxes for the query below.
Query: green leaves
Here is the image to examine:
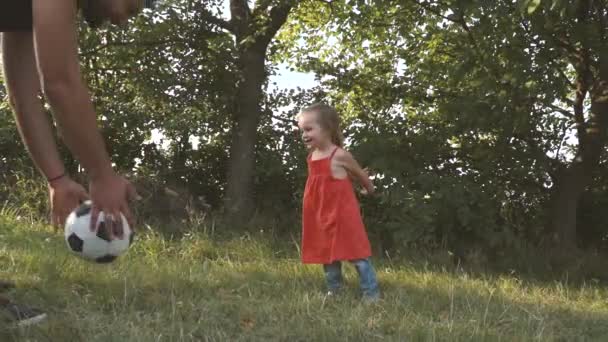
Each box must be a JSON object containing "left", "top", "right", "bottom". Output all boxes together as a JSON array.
[
  {"left": 526, "top": 0, "right": 542, "bottom": 14},
  {"left": 275, "top": 0, "right": 580, "bottom": 250}
]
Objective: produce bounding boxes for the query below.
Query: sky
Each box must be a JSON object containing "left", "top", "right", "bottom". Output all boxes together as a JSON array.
[{"left": 270, "top": 64, "right": 317, "bottom": 91}]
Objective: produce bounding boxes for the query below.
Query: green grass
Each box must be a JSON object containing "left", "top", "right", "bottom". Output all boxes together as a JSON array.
[{"left": 1, "top": 214, "right": 608, "bottom": 341}]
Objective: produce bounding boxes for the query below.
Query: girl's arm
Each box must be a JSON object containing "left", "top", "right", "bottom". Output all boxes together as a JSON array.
[{"left": 334, "top": 150, "right": 375, "bottom": 194}]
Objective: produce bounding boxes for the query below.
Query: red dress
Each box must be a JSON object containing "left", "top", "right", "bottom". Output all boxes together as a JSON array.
[{"left": 301, "top": 147, "right": 372, "bottom": 264}]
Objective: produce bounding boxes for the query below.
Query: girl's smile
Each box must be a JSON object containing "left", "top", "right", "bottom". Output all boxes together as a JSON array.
[{"left": 298, "top": 111, "right": 328, "bottom": 149}]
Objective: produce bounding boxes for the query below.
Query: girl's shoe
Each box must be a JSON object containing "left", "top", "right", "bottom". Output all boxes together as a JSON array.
[{"left": 362, "top": 292, "right": 380, "bottom": 304}]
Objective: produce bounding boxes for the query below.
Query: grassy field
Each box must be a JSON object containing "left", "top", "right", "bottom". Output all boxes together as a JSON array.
[{"left": 1, "top": 213, "right": 608, "bottom": 341}]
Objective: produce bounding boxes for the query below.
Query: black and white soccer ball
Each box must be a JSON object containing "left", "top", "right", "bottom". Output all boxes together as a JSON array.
[{"left": 64, "top": 201, "right": 134, "bottom": 263}]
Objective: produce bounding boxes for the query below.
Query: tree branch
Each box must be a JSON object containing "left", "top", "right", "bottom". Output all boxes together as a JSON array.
[
  {"left": 412, "top": 0, "right": 455, "bottom": 22},
  {"left": 512, "top": 133, "right": 561, "bottom": 175},
  {"left": 546, "top": 103, "right": 574, "bottom": 118},
  {"left": 572, "top": 0, "right": 593, "bottom": 147},
  {"left": 410, "top": 0, "right": 493, "bottom": 78},
  {"left": 205, "top": 13, "right": 234, "bottom": 32},
  {"left": 253, "top": 0, "right": 273, "bottom": 15},
  {"left": 230, "top": 0, "right": 252, "bottom": 36},
  {"left": 592, "top": 0, "right": 608, "bottom": 41},
  {"left": 256, "top": 1, "right": 296, "bottom": 48},
  {"left": 271, "top": 113, "right": 298, "bottom": 127},
  {"left": 519, "top": 19, "right": 576, "bottom": 89},
  {"left": 554, "top": 122, "right": 576, "bottom": 161},
  {"left": 79, "top": 38, "right": 186, "bottom": 57},
  {"left": 165, "top": 4, "right": 234, "bottom": 33}
]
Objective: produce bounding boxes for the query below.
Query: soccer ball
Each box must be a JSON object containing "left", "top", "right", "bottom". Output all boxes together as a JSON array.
[{"left": 64, "top": 201, "right": 134, "bottom": 263}]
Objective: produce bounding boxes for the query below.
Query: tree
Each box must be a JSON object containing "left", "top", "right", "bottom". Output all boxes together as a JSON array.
[
  {"left": 75, "top": 0, "right": 304, "bottom": 222},
  {"left": 524, "top": 0, "right": 608, "bottom": 249},
  {"left": 220, "top": 0, "right": 298, "bottom": 222}
]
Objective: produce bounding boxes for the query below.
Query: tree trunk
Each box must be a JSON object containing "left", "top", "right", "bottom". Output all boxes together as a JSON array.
[
  {"left": 551, "top": 164, "right": 593, "bottom": 249},
  {"left": 550, "top": 62, "right": 608, "bottom": 249},
  {"left": 222, "top": 1, "right": 296, "bottom": 224},
  {"left": 224, "top": 48, "right": 266, "bottom": 221}
]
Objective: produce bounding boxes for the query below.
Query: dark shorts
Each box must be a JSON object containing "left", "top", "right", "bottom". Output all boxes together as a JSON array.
[{"left": 0, "top": 1, "right": 33, "bottom": 32}]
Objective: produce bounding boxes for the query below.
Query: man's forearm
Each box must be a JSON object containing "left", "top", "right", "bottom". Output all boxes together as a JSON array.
[
  {"left": 32, "top": 0, "right": 114, "bottom": 180},
  {"left": 43, "top": 78, "right": 114, "bottom": 180},
  {"left": 13, "top": 98, "right": 65, "bottom": 180}
]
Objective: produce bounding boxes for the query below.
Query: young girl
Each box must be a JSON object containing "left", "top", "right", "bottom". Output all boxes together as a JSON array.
[{"left": 297, "top": 103, "right": 380, "bottom": 301}]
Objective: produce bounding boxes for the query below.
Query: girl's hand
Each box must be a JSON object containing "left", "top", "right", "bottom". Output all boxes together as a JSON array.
[
  {"left": 360, "top": 168, "right": 376, "bottom": 195},
  {"left": 359, "top": 185, "right": 376, "bottom": 196}
]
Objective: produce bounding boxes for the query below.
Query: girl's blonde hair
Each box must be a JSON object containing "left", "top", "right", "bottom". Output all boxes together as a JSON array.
[{"left": 301, "top": 103, "right": 345, "bottom": 147}]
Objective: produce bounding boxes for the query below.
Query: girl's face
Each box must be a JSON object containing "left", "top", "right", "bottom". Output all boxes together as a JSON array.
[{"left": 298, "top": 111, "right": 329, "bottom": 149}]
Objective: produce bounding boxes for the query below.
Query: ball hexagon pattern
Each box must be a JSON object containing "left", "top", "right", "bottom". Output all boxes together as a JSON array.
[{"left": 64, "top": 201, "right": 134, "bottom": 263}]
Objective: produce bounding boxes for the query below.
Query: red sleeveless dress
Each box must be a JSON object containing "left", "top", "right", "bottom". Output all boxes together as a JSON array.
[{"left": 301, "top": 147, "right": 372, "bottom": 264}]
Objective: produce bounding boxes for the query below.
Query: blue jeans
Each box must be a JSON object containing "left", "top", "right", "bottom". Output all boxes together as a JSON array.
[{"left": 323, "top": 258, "right": 380, "bottom": 298}]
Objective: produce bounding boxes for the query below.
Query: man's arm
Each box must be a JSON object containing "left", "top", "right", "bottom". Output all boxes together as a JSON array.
[
  {"left": 2, "top": 31, "right": 65, "bottom": 181},
  {"left": 32, "top": 0, "right": 114, "bottom": 181},
  {"left": 31, "top": 0, "right": 138, "bottom": 232},
  {"left": 2, "top": 30, "right": 89, "bottom": 227}
]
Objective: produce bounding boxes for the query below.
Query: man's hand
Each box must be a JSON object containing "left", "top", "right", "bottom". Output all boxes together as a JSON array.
[
  {"left": 48, "top": 175, "right": 89, "bottom": 228},
  {"left": 88, "top": 171, "right": 138, "bottom": 239}
]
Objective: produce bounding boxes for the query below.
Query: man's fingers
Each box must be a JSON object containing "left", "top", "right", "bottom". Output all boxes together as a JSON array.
[
  {"left": 79, "top": 189, "right": 90, "bottom": 202},
  {"left": 121, "top": 203, "right": 135, "bottom": 231},
  {"left": 114, "top": 211, "right": 124, "bottom": 239},
  {"left": 59, "top": 209, "right": 70, "bottom": 227},
  {"left": 90, "top": 206, "right": 100, "bottom": 232},
  {"left": 51, "top": 208, "right": 68, "bottom": 229},
  {"left": 51, "top": 213, "right": 58, "bottom": 228},
  {"left": 106, "top": 211, "right": 123, "bottom": 239},
  {"left": 127, "top": 183, "right": 141, "bottom": 202},
  {"left": 104, "top": 212, "right": 114, "bottom": 239}
]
